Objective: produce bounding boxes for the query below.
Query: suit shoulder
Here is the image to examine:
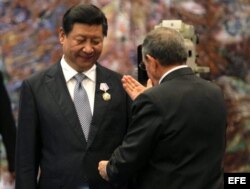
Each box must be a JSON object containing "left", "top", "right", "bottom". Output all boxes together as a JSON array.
[
  {"left": 23, "top": 64, "right": 58, "bottom": 86},
  {"left": 198, "top": 77, "right": 223, "bottom": 93},
  {"left": 97, "top": 63, "right": 122, "bottom": 79}
]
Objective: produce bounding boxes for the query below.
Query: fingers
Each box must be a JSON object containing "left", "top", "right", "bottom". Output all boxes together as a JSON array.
[
  {"left": 146, "top": 79, "right": 153, "bottom": 88},
  {"left": 122, "top": 79, "right": 134, "bottom": 95},
  {"left": 98, "top": 161, "right": 109, "bottom": 181},
  {"left": 123, "top": 84, "right": 133, "bottom": 95},
  {"left": 1, "top": 171, "right": 15, "bottom": 184},
  {"left": 122, "top": 75, "right": 143, "bottom": 91},
  {"left": 123, "top": 75, "right": 141, "bottom": 88},
  {"left": 122, "top": 75, "right": 148, "bottom": 100},
  {"left": 122, "top": 75, "right": 137, "bottom": 100}
]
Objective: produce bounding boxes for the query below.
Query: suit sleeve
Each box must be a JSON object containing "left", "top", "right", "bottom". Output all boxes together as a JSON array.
[
  {"left": 16, "top": 80, "right": 40, "bottom": 189},
  {"left": 0, "top": 72, "right": 16, "bottom": 172},
  {"left": 106, "top": 93, "right": 163, "bottom": 182}
]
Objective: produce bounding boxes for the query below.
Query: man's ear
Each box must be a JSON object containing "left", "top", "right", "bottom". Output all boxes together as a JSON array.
[
  {"left": 59, "top": 27, "right": 65, "bottom": 44},
  {"left": 146, "top": 54, "right": 158, "bottom": 70}
]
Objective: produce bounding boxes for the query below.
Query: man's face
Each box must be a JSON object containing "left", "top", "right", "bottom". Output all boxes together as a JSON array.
[
  {"left": 59, "top": 23, "right": 104, "bottom": 72},
  {"left": 142, "top": 54, "right": 158, "bottom": 86}
]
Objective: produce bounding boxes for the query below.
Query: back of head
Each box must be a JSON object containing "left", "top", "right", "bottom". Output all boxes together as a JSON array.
[
  {"left": 62, "top": 4, "right": 108, "bottom": 36},
  {"left": 142, "top": 27, "right": 188, "bottom": 66}
]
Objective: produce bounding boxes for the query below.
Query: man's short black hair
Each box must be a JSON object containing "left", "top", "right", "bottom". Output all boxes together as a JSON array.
[{"left": 62, "top": 4, "right": 108, "bottom": 36}]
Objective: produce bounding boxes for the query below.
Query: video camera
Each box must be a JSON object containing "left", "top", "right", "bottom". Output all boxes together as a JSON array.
[{"left": 137, "top": 20, "right": 210, "bottom": 85}]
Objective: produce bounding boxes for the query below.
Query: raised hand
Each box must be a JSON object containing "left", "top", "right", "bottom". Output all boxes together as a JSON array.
[{"left": 122, "top": 75, "right": 152, "bottom": 100}]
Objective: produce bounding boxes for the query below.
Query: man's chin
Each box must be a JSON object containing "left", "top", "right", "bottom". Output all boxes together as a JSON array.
[{"left": 76, "top": 62, "right": 95, "bottom": 72}]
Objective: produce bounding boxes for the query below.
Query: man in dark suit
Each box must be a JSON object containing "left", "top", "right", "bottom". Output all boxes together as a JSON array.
[
  {"left": 0, "top": 71, "right": 16, "bottom": 183},
  {"left": 99, "top": 27, "right": 227, "bottom": 189},
  {"left": 15, "top": 4, "right": 131, "bottom": 189}
]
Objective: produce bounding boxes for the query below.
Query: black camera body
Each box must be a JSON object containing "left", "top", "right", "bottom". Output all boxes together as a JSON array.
[{"left": 137, "top": 20, "right": 210, "bottom": 84}]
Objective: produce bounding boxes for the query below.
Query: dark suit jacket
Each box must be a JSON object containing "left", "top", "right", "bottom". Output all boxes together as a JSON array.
[
  {"left": 0, "top": 71, "right": 16, "bottom": 172},
  {"left": 107, "top": 67, "right": 227, "bottom": 189},
  {"left": 15, "top": 63, "right": 131, "bottom": 189}
]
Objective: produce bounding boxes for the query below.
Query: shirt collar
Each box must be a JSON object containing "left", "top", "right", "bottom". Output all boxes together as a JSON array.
[
  {"left": 159, "top": 65, "right": 188, "bottom": 84},
  {"left": 60, "top": 56, "right": 96, "bottom": 82}
]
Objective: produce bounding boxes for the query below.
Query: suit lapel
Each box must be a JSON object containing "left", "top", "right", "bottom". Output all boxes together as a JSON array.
[
  {"left": 44, "top": 63, "right": 87, "bottom": 146},
  {"left": 87, "top": 64, "right": 112, "bottom": 149}
]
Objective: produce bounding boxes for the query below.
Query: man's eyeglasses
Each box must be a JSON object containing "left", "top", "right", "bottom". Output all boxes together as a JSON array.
[{"left": 139, "top": 62, "right": 146, "bottom": 71}]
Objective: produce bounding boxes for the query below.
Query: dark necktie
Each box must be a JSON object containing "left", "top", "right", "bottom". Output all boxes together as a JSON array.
[{"left": 74, "top": 73, "right": 92, "bottom": 141}]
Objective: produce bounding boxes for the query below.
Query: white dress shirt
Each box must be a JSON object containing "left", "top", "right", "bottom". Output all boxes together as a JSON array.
[
  {"left": 159, "top": 65, "right": 188, "bottom": 84},
  {"left": 60, "top": 57, "right": 96, "bottom": 114}
]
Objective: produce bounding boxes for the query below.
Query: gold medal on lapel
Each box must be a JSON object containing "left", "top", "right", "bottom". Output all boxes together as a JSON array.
[
  {"left": 100, "top": 83, "right": 111, "bottom": 101},
  {"left": 102, "top": 92, "right": 111, "bottom": 101}
]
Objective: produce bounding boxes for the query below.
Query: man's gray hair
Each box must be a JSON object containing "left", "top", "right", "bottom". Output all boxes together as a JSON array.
[{"left": 142, "top": 27, "right": 188, "bottom": 66}]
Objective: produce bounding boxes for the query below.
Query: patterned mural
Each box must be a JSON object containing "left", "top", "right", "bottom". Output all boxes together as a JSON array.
[{"left": 1, "top": 0, "right": 250, "bottom": 182}]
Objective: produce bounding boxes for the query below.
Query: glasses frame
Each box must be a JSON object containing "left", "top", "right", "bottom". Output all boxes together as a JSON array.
[{"left": 139, "top": 62, "right": 146, "bottom": 71}]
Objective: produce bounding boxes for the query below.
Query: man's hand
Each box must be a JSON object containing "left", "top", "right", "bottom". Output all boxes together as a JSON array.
[
  {"left": 1, "top": 171, "right": 15, "bottom": 185},
  {"left": 98, "top": 161, "right": 109, "bottom": 181},
  {"left": 122, "top": 75, "right": 152, "bottom": 100}
]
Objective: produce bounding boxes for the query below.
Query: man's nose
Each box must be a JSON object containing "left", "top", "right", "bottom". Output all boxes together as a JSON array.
[{"left": 82, "top": 42, "right": 94, "bottom": 54}]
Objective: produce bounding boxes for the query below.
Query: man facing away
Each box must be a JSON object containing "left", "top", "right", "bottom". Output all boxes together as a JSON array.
[{"left": 99, "top": 27, "right": 227, "bottom": 189}]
